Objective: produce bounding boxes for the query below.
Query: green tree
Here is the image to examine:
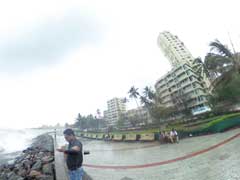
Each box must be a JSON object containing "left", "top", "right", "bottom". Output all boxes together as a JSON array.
[
  {"left": 139, "top": 87, "right": 175, "bottom": 124},
  {"left": 128, "top": 86, "right": 140, "bottom": 107},
  {"left": 128, "top": 114, "right": 139, "bottom": 127},
  {"left": 171, "top": 89, "right": 192, "bottom": 117},
  {"left": 75, "top": 113, "right": 83, "bottom": 130},
  {"left": 205, "top": 39, "right": 240, "bottom": 83},
  {"left": 128, "top": 86, "right": 144, "bottom": 125},
  {"left": 117, "top": 113, "right": 125, "bottom": 129},
  {"left": 205, "top": 39, "right": 240, "bottom": 108},
  {"left": 210, "top": 73, "right": 240, "bottom": 109}
]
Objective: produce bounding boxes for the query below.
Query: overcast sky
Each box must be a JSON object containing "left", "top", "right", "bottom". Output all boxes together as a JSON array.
[{"left": 0, "top": 0, "right": 239, "bottom": 129}]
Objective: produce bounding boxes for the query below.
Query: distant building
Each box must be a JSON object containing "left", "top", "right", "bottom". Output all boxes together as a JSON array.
[
  {"left": 104, "top": 97, "right": 126, "bottom": 127},
  {"left": 157, "top": 31, "right": 194, "bottom": 67},
  {"left": 155, "top": 31, "right": 211, "bottom": 115},
  {"left": 125, "top": 107, "right": 153, "bottom": 126}
]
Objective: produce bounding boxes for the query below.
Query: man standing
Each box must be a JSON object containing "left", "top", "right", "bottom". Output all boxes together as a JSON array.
[{"left": 57, "top": 129, "right": 83, "bottom": 180}]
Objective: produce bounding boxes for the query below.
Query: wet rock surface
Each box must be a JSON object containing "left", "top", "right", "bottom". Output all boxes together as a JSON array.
[{"left": 0, "top": 134, "right": 55, "bottom": 180}]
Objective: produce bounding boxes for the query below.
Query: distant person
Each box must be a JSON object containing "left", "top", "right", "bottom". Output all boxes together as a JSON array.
[
  {"left": 170, "top": 128, "right": 179, "bottom": 143},
  {"left": 169, "top": 130, "right": 174, "bottom": 143},
  {"left": 173, "top": 128, "right": 179, "bottom": 143},
  {"left": 162, "top": 131, "right": 170, "bottom": 143},
  {"left": 160, "top": 131, "right": 166, "bottom": 143},
  {"left": 57, "top": 128, "right": 83, "bottom": 180}
]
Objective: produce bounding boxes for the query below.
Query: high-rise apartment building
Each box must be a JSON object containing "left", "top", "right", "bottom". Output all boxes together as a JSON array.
[
  {"left": 155, "top": 31, "right": 211, "bottom": 115},
  {"left": 104, "top": 98, "right": 126, "bottom": 127},
  {"left": 157, "top": 31, "right": 194, "bottom": 67}
]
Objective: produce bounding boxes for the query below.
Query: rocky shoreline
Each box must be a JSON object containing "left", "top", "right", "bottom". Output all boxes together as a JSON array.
[{"left": 0, "top": 134, "right": 55, "bottom": 180}]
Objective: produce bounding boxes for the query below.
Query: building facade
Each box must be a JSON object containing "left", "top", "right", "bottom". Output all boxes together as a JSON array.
[
  {"left": 155, "top": 31, "right": 211, "bottom": 115},
  {"left": 104, "top": 98, "right": 126, "bottom": 127},
  {"left": 157, "top": 31, "right": 194, "bottom": 67},
  {"left": 125, "top": 107, "right": 153, "bottom": 126}
]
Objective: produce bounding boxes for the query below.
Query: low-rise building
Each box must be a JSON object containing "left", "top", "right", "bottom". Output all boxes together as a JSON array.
[{"left": 125, "top": 107, "right": 153, "bottom": 126}]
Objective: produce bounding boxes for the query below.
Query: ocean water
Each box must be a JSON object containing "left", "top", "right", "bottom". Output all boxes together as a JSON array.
[{"left": 0, "top": 128, "right": 54, "bottom": 165}]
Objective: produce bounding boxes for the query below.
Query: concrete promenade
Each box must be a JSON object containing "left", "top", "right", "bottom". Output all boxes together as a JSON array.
[{"left": 81, "top": 128, "right": 240, "bottom": 180}]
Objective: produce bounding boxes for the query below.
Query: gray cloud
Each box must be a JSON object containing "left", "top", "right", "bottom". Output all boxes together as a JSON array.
[{"left": 0, "top": 12, "right": 102, "bottom": 73}]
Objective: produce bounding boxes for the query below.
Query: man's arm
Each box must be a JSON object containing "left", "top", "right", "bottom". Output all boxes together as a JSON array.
[
  {"left": 64, "top": 146, "right": 80, "bottom": 155},
  {"left": 57, "top": 141, "right": 82, "bottom": 154}
]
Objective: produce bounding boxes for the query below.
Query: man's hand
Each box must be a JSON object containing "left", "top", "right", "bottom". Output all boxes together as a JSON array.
[{"left": 57, "top": 147, "right": 65, "bottom": 152}]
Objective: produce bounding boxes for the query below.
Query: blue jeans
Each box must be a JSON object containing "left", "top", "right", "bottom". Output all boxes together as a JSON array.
[{"left": 68, "top": 167, "right": 84, "bottom": 180}]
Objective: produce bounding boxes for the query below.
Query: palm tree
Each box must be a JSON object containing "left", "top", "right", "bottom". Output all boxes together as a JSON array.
[
  {"left": 76, "top": 113, "right": 83, "bottom": 130},
  {"left": 205, "top": 39, "right": 240, "bottom": 108},
  {"left": 96, "top": 109, "right": 101, "bottom": 131},
  {"left": 192, "top": 57, "right": 210, "bottom": 79},
  {"left": 128, "top": 86, "right": 144, "bottom": 126},
  {"left": 143, "top": 86, "right": 155, "bottom": 101},
  {"left": 205, "top": 39, "right": 240, "bottom": 82},
  {"left": 128, "top": 86, "right": 140, "bottom": 107},
  {"left": 140, "top": 86, "right": 155, "bottom": 108}
]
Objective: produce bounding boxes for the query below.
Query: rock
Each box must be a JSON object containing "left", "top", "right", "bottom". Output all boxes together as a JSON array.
[
  {"left": 14, "top": 156, "right": 25, "bottom": 164},
  {"left": 16, "top": 177, "right": 24, "bottom": 180},
  {"left": 29, "top": 170, "right": 42, "bottom": 177},
  {"left": 31, "top": 160, "right": 42, "bottom": 170},
  {"left": 0, "top": 172, "right": 7, "bottom": 180},
  {"left": 0, "top": 165, "right": 5, "bottom": 172},
  {"left": 14, "top": 164, "right": 21, "bottom": 170},
  {"left": 0, "top": 134, "right": 55, "bottom": 180},
  {"left": 32, "top": 134, "right": 54, "bottom": 152},
  {"left": 22, "top": 159, "right": 32, "bottom": 168},
  {"left": 36, "top": 175, "right": 54, "bottom": 180},
  {"left": 7, "top": 164, "right": 15, "bottom": 171},
  {"left": 25, "top": 155, "right": 31, "bottom": 159},
  {"left": 42, "top": 156, "right": 54, "bottom": 163},
  {"left": 6, "top": 172, "right": 23, "bottom": 180},
  {"left": 9, "top": 174, "right": 23, "bottom": 180},
  {"left": 38, "top": 152, "right": 45, "bottom": 158},
  {"left": 7, "top": 172, "right": 15, "bottom": 179},
  {"left": 17, "top": 168, "right": 27, "bottom": 177},
  {"left": 42, "top": 163, "right": 53, "bottom": 175}
]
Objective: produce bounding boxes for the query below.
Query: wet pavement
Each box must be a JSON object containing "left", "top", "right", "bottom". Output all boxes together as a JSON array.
[{"left": 79, "top": 128, "right": 240, "bottom": 180}]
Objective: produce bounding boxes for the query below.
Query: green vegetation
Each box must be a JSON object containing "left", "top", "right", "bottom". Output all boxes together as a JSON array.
[
  {"left": 74, "top": 113, "right": 106, "bottom": 131},
  {"left": 75, "top": 112, "right": 240, "bottom": 138},
  {"left": 206, "top": 39, "right": 240, "bottom": 112}
]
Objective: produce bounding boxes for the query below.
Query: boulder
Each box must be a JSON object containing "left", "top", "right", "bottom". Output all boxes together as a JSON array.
[
  {"left": 31, "top": 160, "right": 42, "bottom": 171},
  {"left": 0, "top": 172, "right": 8, "bottom": 180},
  {"left": 29, "top": 170, "right": 42, "bottom": 177},
  {"left": 0, "top": 165, "right": 5, "bottom": 172},
  {"left": 17, "top": 168, "right": 27, "bottom": 177},
  {"left": 42, "top": 156, "right": 54, "bottom": 164},
  {"left": 7, "top": 172, "right": 15, "bottom": 179},
  {"left": 9, "top": 174, "right": 23, "bottom": 180},
  {"left": 36, "top": 175, "right": 54, "bottom": 180},
  {"left": 32, "top": 134, "right": 54, "bottom": 152},
  {"left": 38, "top": 152, "right": 45, "bottom": 158},
  {"left": 42, "top": 163, "right": 53, "bottom": 175}
]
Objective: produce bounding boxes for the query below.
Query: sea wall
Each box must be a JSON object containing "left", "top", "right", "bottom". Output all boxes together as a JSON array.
[{"left": 0, "top": 134, "right": 54, "bottom": 180}]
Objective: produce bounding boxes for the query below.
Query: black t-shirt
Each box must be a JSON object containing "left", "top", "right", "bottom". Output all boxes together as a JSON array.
[{"left": 66, "top": 139, "right": 83, "bottom": 170}]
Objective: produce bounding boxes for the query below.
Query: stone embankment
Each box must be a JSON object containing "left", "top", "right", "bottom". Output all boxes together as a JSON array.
[{"left": 0, "top": 134, "right": 54, "bottom": 180}]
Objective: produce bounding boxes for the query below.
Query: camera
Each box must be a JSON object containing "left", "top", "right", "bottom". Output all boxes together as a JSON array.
[{"left": 84, "top": 150, "right": 90, "bottom": 155}]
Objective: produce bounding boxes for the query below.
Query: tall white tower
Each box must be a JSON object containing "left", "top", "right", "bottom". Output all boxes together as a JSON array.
[
  {"left": 157, "top": 31, "right": 194, "bottom": 67},
  {"left": 105, "top": 98, "right": 126, "bottom": 127}
]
